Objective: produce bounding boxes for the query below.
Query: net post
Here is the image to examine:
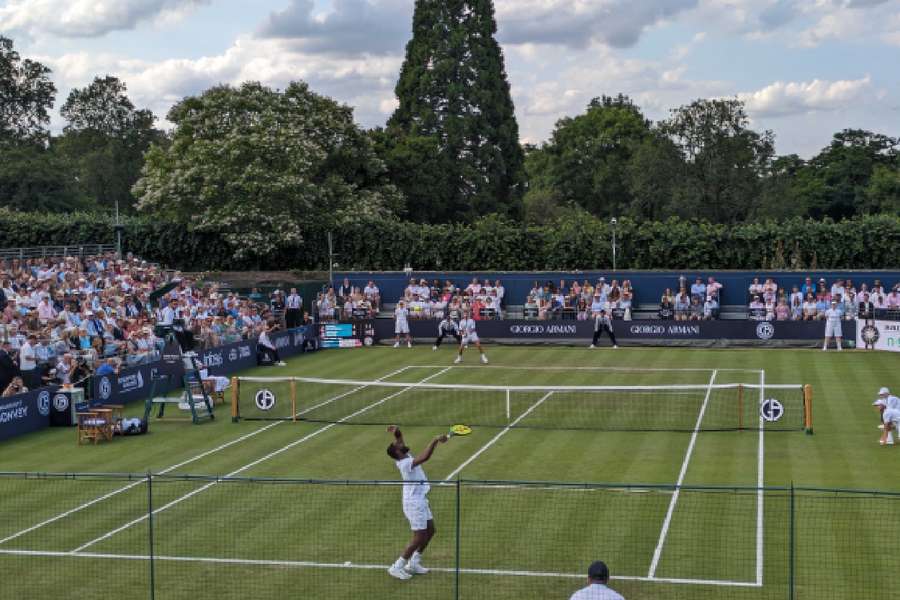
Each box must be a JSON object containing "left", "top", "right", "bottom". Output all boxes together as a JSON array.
[
  {"left": 231, "top": 377, "right": 239, "bottom": 423},
  {"left": 505, "top": 389, "right": 511, "bottom": 424},
  {"left": 738, "top": 384, "right": 744, "bottom": 430},
  {"left": 290, "top": 378, "right": 297, "bottom": 422},
  {"left": 804, "top": 384, "right": 813, "bottom": 435}
]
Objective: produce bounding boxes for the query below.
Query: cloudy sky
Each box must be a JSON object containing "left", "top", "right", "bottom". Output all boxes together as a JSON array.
[{"left": 2, "top": 0, "right": 898, "bottom": 157}]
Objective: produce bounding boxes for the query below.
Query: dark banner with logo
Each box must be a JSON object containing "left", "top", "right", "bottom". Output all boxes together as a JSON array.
[
  {"left": 0, "top": 387, "right": 57, "bottom": 442},
  {"left": 93, "top": 325, "right": 318, "bottom": 404},
  {"left": 374, "top": 318, "right": 854, "bottom": 343}
]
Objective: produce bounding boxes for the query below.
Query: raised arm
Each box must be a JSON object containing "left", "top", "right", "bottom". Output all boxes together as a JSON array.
[
  {"left": 387, "top": 425, "right": 405, "bottom": 448},
  {"left": 412, "top": 434, "right": 448, "bottom": 467}
]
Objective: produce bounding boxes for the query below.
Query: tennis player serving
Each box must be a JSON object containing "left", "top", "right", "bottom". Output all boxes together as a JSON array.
[{"left": 386, "top": 425, "right": 448, "bottom": 580}]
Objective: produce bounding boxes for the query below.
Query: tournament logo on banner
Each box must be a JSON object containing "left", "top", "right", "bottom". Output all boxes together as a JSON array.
[
  {"left": 37, "top": 391, "right": 51, "bottom": 416},
  {"left": 99, "top": 376, "right": 113, "bottom": 401},
  {"left": 52, "top": 393, "right": 70, "bottom": 412},
  {"left": 255, "top": 389, "right": 276, "bottom": 411},
  {"left": 856, "top": 319, "right": 900, "bottom": 352},
  {"left": 756, "top": 322, "right": 775, "bottom": 340}
]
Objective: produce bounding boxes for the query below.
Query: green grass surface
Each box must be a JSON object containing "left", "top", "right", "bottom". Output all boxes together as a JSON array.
[{"left": 0, "top": 345, "right": 897, "bottom": 599}]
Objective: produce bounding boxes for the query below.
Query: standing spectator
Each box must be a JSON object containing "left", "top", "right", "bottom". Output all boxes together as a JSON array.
[
  {"left": 569, "top": 561, "right": 625, "bottom": 600},
  {"left": 18, "top": 334, "right": 38, "bottom": 389},
  {"left": 801, "top": 277, "right": 815, "bottom": 297},
  {"left": 0, "top": 340, "right": 19, "bottom": 393},
  {"left": 285, "top": 288, "right": 303, "bottom": 329},
  {"left": 494, "top": 280, "right": 505, "bottom": 308},
  {"left": 706, "top": 276, "right": 723, "bottom": 300}
]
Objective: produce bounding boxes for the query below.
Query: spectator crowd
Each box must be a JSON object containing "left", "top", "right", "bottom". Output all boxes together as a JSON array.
[
  {"left": 0, "top": 253, "right": 285, "bottom": 398},
  {"left": 744, "top": 276, "right": 900, "bottom": 322}
]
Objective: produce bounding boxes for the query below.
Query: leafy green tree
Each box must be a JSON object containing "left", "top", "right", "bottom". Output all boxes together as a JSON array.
[
  {"left": 133, "top": 81, "right": 401, "bottom": 261},
  {"left": 0, "top": 145, "right": 90, "bottom": 212},
  {"left": 541, "top": 94, "right": 651, "bottom": 218},
  {"left": 57, "top": 76, "right": 164, "bottom": 212},
  {"left": 754, "top": 154, "right": 809, "bottom": 220},
  {"left": 798, "top": 129, "right": 898, "bottom": 219},
  {"left": 865, "top": 164, "right": 900, "bottom": 215},
  {"left": 386, "top": 0, "right": 525, "bottom": 223},
  {"left": 661, "top": 98, "right": 774, "bottom": 223},
  {"left": 626, "top": 130, "right": 683, "bottom": 221},
  {"left": 0, "top": 36, "right": 56, "bottom": 145}
]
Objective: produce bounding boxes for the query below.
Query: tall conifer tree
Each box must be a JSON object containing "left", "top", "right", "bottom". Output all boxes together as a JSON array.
[{"left": 386, "top": 0, "right": 524, "bottom": 222}]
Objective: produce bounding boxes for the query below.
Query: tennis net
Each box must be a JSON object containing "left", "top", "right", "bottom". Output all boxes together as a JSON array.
[{"left": 231, "top": 377, "right": 812, "bottom": 432}]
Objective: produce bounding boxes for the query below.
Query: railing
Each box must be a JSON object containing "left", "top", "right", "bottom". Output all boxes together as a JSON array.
[
  {"left": 0, "top": 473, "right": 892, "bottom": 599},
  {"left": 0, "top": 244, "right": 117, "bottom": 260}
]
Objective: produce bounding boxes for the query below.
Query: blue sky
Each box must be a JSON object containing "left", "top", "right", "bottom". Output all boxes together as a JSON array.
[{"left": 2, "top": 0, "right": 898, "bottom": 157}]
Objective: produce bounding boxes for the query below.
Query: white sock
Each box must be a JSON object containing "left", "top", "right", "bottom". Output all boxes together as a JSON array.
[
  {"left": 888, "top": 432, "right": 895, "bottom": 444},
  {"left": 393, "top": 557, "right": 407, "bottom": 569},
  {"left": 411, "top": 551, "right": 422, "bottom": 565},
  {"left": 837, "top": 341, "right": 842, "bottom": 350}
]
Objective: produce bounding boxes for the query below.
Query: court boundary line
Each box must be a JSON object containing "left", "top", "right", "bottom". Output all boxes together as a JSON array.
[
  {"left": 72, "top": 367, "right": 453, "bottom": 553},
  {"left": 443, "top": 391, "right": 554, "bottom": 481},
  {"left": 416, "top": 364, "right": 761, "bottom": 373},
  {"left": 0, "top": 364, "right": 417, "bottom": 547},
  {"left": 646, "top": 369, "right": 718, "bottom": 579},
  {"left": 0, "top": 549, "right": 761, "bottom": 588}
]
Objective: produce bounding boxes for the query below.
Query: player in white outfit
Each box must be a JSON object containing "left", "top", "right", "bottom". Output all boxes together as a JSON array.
[
  {"left": 569, "top": 561, "right": 626, "bottom": 600},
  {"left": 456, "top": 310, "right": 488, "bottom": 364},
  {"left": 822, "top": 300, "right": 843, "bottom": 351},
  {"left": 385, "top": 425, "right": 448, "bottom": 580},
  {"left": 874, "top": 387, "right": 900, "bottom": 445},
  {"left": 393, "top": 300, "right": 412, "bottom": 348}
]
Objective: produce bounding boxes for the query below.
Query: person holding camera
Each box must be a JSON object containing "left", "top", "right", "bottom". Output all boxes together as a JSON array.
[
  {"left": 0, "top": 340, "right": 20, "bottom": 394},
  {"left": 2, "top": 376, "right": 27, "bottom": 398}
]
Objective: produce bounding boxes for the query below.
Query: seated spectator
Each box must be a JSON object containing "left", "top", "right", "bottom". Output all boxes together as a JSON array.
[
  {"left": 689, "top": 296, "right": 702, "bottom": 321},
  {"left": 748, "top": 296, "right": 765, "bottom": 321},
  {"left": 830, "top": 279, "right": 845, "bottom": 301},
  {"left": 524, "top": 294, "right": 539, "bottom": 319},
  {"left": 690, "top": 277, "right": 706, "bottom": 300},
  {"left": 790, "top": 295, "right": 802, "bottom": 320},
  {"left": 674, "top": 290, "right": 691, "bottom": 321},
  {"left": 815, "top": 294, "right": 830, "bottom": 319},
  {"left": 888, "top": 287, "right": 900, "bottom": 309},
  {"left": 94, "top": 357, "right": 119, "bottom": 377},
  {"left": 2, "top": 375, "right": 27, "bottom": 397},
  {"left": 769, "top": 298, "right": 783, "bottom": 321},
  {"left": 619, "top": 290, "right": 633, "bottom": 321},
  {"left": 703, "top": 296, "right": 718, "bottom": 320},
  {"left": 659, "top": 288, "right": 675, "bottom": 320},
  {"left": 802, "top": 293, "right": 817, "bottom": 320},
  {"left": 363, "top": 280, "right": 380, "bottom": 311},
  {"left": 762, "top": 279, "right": 777, "bottom": 304},
  {"left": 466, "top": 277, "right": 482, "bottom": 296},
  {"left": 749, "top": 277, "right": 763, "bottom": 297},
  {"left": 576, "top": 297, "right": 588, "bottom": 321}
]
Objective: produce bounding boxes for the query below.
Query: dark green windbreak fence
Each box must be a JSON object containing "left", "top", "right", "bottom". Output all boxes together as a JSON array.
[{"left": 0, "top": 473, "right": 895, "bottom": 599}]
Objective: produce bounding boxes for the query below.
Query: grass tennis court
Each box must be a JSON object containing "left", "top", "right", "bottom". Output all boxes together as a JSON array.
[{"left": 0, "top": 346, "right": 898, "bottom": 599}]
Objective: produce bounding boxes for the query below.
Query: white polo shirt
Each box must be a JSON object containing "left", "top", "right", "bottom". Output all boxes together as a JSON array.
[
  {"left": 19, "top": 341, "right": 36, "bottom": 370},
  {"left": 569, "top": 583, "right": 625, "bottom": 600},
  {"left": 395, "top": 455, "right": 430, "bottom": 503}
]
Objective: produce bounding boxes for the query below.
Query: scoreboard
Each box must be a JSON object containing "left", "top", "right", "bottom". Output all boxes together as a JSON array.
[{"left": 319, "top": 320, "right": 376, "bottom": 349}]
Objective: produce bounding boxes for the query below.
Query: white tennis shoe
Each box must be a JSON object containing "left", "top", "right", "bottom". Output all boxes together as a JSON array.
[
  {"left": 454, "top": 356, "right": 462, "bottom": 364},
  {"left": 405, "top": 561, "right": 429, "bottom": 575},
  {"left": 393, "top": 342, "right": 400, "bottom": 348},
  {"left": 480, "top": 354, "right": 488, "bottom": 364},
  {"left": 388, "top": 565, "right": 412, "bottom": 580}
]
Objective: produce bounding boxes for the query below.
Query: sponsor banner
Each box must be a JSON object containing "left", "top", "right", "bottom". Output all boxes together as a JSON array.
[
  {"left": 93, "top": 360, "right": 182, "bottom": 407},
  {"left": 374, "top": 319, "right": 851, "bottom": 342},
  {"left": 200, "top": 339, "right": 256, "bottom": 377},
  {"left": 0, "top": 387, "right": 56, "bottom": 442},
  {"left": 857, "top": 319, "right": 900, "bottom": 352}
]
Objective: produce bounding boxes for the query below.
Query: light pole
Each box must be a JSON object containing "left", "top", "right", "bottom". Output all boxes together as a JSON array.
[
  {"left": 114, "top": 199, "right": 123, "bottom": 259},
  {"left": 610, "top": 217, "right": 618, "bottom": 272}
]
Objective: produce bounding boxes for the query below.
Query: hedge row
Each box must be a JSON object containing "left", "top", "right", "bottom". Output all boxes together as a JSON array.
[{"left": 1, "top": 209, "right": 897, "bottom": 271}]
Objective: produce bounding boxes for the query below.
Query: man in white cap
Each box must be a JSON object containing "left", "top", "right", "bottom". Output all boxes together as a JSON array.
[
  {"left": 875, "top": 387, "right": 900, "bottom": 445},
  {"left": 822, "top": 300, "right": 843, "bottom": 351}
]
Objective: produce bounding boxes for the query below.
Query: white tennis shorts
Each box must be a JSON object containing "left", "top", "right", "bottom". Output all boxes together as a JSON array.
[
  {"left": 462, "top": 332, "right": 479, "bottom": 345},
  {"left": 403, "top": 498, "right": 433, "bottom": 531},
  {"left": 825, "top": 321, "right": 842, "bottom": 338},
  {"left": 883, "top": 408, "right": 900, "bottom": 426},
  {"left": 395, "top": 322, "right": 410, "bottom": 335}
]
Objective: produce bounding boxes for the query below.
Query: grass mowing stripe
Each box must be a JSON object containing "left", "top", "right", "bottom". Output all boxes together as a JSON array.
[
  {"left": 647, "top": 369, "right": 718, "bottom": 579},
  {"left": 0, "top": 549, "right": 761, "bottom": 587},
  {"left": 0, "top": 365, "right": 415, "bottom": 548},
  {"left": 757, "top": 368, "right": 764, "bottom": 586},
  {"left": 71, "top": 367, "right": 453, "bottom": 553},
  {"left": 444, "top": 392, "right": 554, "bottom": 481}
]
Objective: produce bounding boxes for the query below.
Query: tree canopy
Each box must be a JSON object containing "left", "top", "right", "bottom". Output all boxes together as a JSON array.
[{"left": 133, "top": 81, "right": 402, "bottom": 260}]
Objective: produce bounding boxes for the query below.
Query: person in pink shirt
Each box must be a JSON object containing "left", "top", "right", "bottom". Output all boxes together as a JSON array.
[{"left": 887, "top": 288, "right": 900, "bottom": 309}]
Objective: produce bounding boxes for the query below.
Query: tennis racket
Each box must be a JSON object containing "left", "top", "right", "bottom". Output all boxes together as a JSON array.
[{"left": 448, "top": 424, "right": 473, "bottom": 438}]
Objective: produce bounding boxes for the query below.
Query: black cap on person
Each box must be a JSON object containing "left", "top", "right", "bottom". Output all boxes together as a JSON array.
[{"left": 588, "top": 561, "right": 609, "bottom": 582}]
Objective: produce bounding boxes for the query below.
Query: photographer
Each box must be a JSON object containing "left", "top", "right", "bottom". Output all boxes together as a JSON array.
[{"left": 2, "top": 376, "right": 27, "bottom": 398}]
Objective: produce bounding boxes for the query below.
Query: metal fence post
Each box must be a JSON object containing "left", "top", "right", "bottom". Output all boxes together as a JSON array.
[
  {"left": 148, "top": 472, "right": 156, "bottom": 600},
  {"left": 789, "top": 482, "right": 795, "bottom": 600},
  {"left": 455, "top": 478, "right": 461, "bottom": 600}
]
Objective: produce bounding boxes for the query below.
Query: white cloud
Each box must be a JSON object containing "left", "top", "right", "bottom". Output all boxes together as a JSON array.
[
  {"left": 738, "top": 76, "right": 873, "bottom": 117},
  {"left": 0, "top": 0, "right": 208, "bottom": 38}
]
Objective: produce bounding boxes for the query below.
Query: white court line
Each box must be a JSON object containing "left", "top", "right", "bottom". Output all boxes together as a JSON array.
[
  {"left": 757, "top": 369, "right": 765, "bottom": 586},
  {"left": 646, "top": 369, "right": 718, "bottom": 579},
  {"left": 416, "top": 364, "right": 759, "bottom": 373},
  {"left": 72, "top": 367, "right": 453, "bottom": 553},
  {"left": 0, "top": 549, "right": 761, "bottom": 588},
  {"left": 443, "top": 392, "right": 553, "bottom": 481},
  {"left": 0, "top": 364, "right": 414, "bottom": 547}
]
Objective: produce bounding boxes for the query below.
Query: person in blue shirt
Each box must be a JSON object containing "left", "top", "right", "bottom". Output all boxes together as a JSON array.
[{"left": 94, "top": 358, "right": 118, "bottom": 376}]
